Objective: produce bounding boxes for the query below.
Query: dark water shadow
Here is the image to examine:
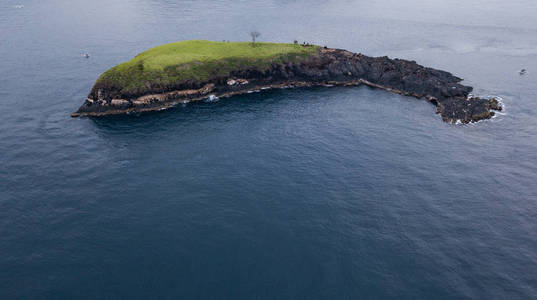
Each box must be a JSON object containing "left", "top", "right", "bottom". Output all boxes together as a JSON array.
[{"left": 87, "top": 85, "right": 364, "bottom": 134}]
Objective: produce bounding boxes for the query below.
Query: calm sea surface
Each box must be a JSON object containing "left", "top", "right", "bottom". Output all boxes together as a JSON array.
[{"left": 1, "top": 0, "right": 536, "bottom": 298}]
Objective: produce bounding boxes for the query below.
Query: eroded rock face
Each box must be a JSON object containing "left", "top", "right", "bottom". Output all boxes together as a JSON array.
[{"left": 73, "top": 47, "right": 501, "bottom": 123}]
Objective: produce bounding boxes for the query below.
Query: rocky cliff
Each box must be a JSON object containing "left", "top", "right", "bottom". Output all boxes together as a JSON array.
[{"left": 73, "top": 47, "right": 501, "bottom": 123}]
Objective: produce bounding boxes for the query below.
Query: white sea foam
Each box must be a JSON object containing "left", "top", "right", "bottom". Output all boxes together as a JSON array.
[{"left": 205, "top": 95, "right": 219, "bottom": 102}]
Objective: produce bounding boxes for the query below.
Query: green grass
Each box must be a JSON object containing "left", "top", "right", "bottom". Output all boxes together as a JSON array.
[{"left": 96, "top": 40, "right": 320, "bottom": 93}]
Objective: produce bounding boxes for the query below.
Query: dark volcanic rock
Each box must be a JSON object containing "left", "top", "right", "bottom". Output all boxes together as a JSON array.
[{"left": 73, "top": 47, "right": 501, "bottom": 123}]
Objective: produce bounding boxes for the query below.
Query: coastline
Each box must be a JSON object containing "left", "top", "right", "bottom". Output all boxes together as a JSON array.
[
  {"left": 73, "top": 45, "right": 502, "bottom": 123},
  {"left": 72, "top": 79, "right": 432, "bottom": 115}
]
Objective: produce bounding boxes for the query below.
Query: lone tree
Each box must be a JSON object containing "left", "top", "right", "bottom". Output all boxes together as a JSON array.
[{"left": 250, "top": 31, "right": 261, "bottom": 46}]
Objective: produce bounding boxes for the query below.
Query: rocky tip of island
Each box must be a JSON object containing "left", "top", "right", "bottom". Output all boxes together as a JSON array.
[{"left": 72, "top": 40, "right": 502, "bottom": 123}]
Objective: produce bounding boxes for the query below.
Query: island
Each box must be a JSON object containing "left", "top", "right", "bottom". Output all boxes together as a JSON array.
[{"left": 72, "top": 40, "right": 502, "bottom": 123}]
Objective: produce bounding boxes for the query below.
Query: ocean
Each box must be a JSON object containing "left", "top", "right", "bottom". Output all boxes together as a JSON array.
[{"left": 1, "top": 0, "right": 536, "bottom": 298}]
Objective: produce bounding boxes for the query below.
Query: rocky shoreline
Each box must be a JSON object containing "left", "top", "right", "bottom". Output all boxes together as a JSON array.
[{"left": 73, "top": 47, "right": 501, "bottom": 123}]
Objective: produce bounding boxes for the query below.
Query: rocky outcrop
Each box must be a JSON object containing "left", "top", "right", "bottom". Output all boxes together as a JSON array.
[{"left": 73, "top": 47, "right": 501, "bottom": 123}]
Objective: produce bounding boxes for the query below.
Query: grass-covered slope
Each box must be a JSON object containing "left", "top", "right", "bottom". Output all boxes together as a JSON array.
[{"left": 95, "top": 40, "right": 319, "bottom": 96}]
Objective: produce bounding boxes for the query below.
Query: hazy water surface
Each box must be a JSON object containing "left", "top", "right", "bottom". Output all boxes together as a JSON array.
[{"left": 1, "top": 0, "right": 536, "bottom": 298}]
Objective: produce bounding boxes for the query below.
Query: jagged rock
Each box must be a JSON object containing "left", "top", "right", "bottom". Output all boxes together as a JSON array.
[{"left": 72, "top": 47, "right": 501, "bottom": 123}]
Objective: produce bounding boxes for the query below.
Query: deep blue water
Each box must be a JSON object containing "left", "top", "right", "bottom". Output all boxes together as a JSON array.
[{"left": 1, "top": 0, "right": 537, "bottom": 298}]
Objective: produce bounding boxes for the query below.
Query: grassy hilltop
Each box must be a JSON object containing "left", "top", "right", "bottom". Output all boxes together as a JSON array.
[{"left": 96, "top": 40, "right": 319, "bottom": 94}]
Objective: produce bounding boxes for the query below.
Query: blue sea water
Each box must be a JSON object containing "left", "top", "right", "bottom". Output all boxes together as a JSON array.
[{"left": 1, "top": 0, "right": 537, "bottom": 298}]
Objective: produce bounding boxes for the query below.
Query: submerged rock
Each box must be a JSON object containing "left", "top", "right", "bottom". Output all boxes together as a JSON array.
[{"left": 73, "top": 43, "right": 501, "bottom": 123}]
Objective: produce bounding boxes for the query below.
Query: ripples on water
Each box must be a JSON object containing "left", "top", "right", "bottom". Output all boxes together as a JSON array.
[{"left": 1, "top": 0, "right": 536, "bottom": 298}]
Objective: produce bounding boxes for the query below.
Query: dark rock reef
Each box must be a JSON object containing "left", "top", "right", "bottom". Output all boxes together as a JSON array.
[{"left": 73, "top": 48, "right": 501, "bottom": 123}]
